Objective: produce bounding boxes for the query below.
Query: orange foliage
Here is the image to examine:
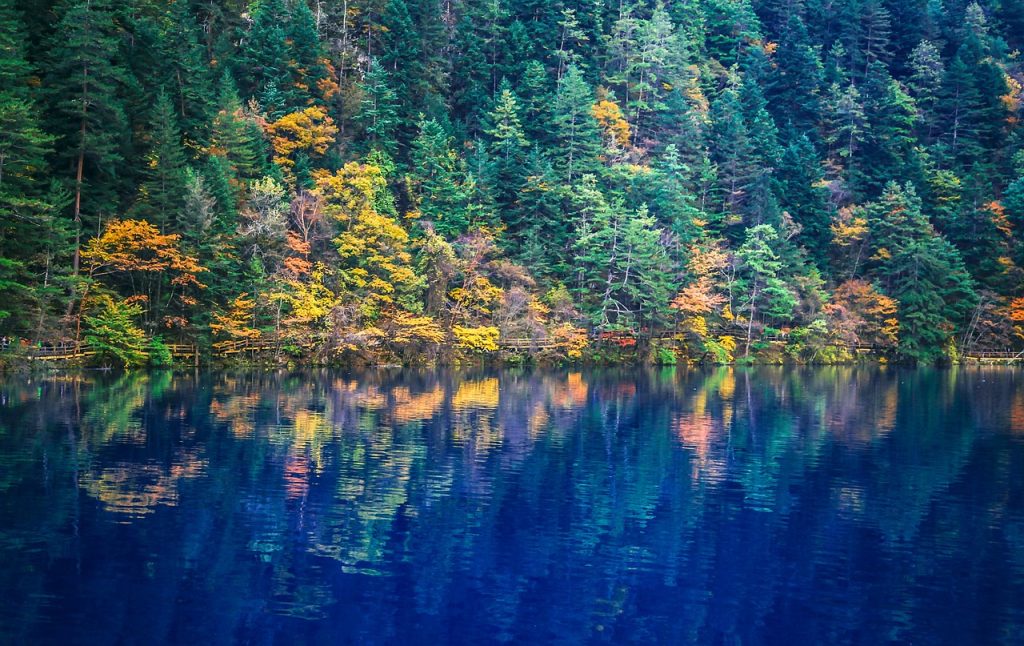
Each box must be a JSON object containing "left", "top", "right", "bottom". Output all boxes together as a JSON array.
[
  {"left": 82, "top": 219, "right": 205, "bottom": 288},
  {"left": 824, "top": 279, "right": 899, "bottom": 347}
]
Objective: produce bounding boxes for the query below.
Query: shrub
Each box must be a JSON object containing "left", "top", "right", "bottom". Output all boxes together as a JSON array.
[
  {"left": 148, "top": 336, "right": 174, "bottom": 367},
  {"left": 453, "top": 325, "right": 500, "bottom": 352},
  {"left": 83, "top": 295, "right": 148, "bottom": 367}
]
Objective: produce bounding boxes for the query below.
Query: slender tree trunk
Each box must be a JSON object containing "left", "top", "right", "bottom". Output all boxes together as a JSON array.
[{"left": 744, "top": 284, "right": 758, "bottom": 357}]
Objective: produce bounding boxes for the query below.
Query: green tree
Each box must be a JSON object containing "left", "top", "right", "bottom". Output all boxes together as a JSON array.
[
  {"left": 573, "top": 176, "right": 673, "bottom": 332},
  {"left": 862, "top": 183, "right": 978, "bottom": 362},
  {"left": 132, "top": 92, "right": 188, "bottom": 230},
  {"left": 355, "top": 61, "right": 399, "bottom": 157},
  {"left": 409, "top": 118, "right": 476, "bottom": 238},
  {"left": 83, "top": 294, "right": 149, "bottom": 367},
  {"left": 483, "top": 81, "right": 531, "bottom": 229},
  {"left": 156, "top": 0, "right": 214, "bottom": 145},
  {"left": 735, "top": 224, "right": 795, "bottom": 356},
  {"left": 550, "top": 64, "right": 602, "bottom": 182},
  {"left": 44, "top": 0, "right": 129, "bottom": 274},
  {"left": 208, "top": 73, "right": 269, "bottom": 183}
]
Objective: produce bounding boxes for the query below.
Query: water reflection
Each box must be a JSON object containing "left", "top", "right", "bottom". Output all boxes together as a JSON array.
[{"left": 1, "top": 367, "right": 1023, "bottom": 643}]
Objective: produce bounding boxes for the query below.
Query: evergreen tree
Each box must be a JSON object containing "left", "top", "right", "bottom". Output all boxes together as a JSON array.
[
  {"left": 379, "top": 0, "right": 426, "bottom": 152},
  {"left": 239, "top": 0, "right": 289, "bottom": 108},
  {"left": 355, "top": 60, "right": 399, "bottom": 157},
  {"left": 409, "top": 118, "right": 475, "bottom": 238},
  {"left": 0, "top": 0, "right": 52, "bottom": 204},
  {"left": 735, "top": 223, "right": 796, "bottom": 355},
  {"left": 133, "top": 92, "right": 189, "bottom": 231},
  {"left": 157, "top": 0, "right": 214, "bottom": 146},
  {"left": 776, "top": 132, "right": 831, "bottom": 264},
  {"left": 766, "top": 15, "right": 822, "bottom": 138},
  {"left": 862, "top": 183, "right": 978, "bottom": 361},
  {"left": 0, "top": 0, "right": 61, "bottom": 334},
  {"left": 573, "top": 177, "right": 673, "bottom": 332},
  {"left": 907, "top": 40, "right": 944, "bottom": 141},
  {"left": 550, "top": 64, "right": 602, "bottom": 182},
  {"left": 208, "top": 73, "right": 269, "bottom": 183},
  {"left": 709, "top": 75, "right": 760, "bottom": 227},
  {"left": 484, "top": 81, "right": 530, "bottom": 229},
  {"left": 44, "top": 0, "right": 129, "bottom": 274}
]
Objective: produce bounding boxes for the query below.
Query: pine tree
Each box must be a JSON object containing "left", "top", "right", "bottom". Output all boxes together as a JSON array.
[
  {"left": 0, "top": 0, "right": 52, "bottom": 202},
  {"left": 239, "top": 0, "right": 289, "bottom": 108},
  {"left": 0, "top": 0, "right": 61, "bottom": 334},
  {"left": 862, "top": 182, "right": 978, "bottom": 362},
  {"left": 409, "top": 118, "right": 475, "bottom": 238},
  {"left": 766, "top": 15, "right": 822, "bottom": 137},
  {"left": 208, "top": 73, "right": 269, "bottom": 183},
  {"left": 157, "top": 0, "right": 214, "bottom": 146},
  {"left": 484, "top": 81, "right": 531, "bottom": 227},
  {"left": 646, "top": 143, "right": 703, "bottom": 246},
  {"left": 907, "top": 40, "right": 944, "bottom": 141},
  {"left": 550, "top": 64, "right": 602, "bottom": 182},
  {"left": 355, "top": 60, "right": 399, "bottom": 157},
  {"left": 44, "top": 0, "right": 129, "bottom": 275},
  {"left": 573, "top": 176, "right": 673, "bottom": 332},
  {"left": 285, "top": 0, "right": 330, "bottom": 108},
  {"left": 735, "top": 224, "right": 796, "bottom": 356},
  {"left": 133, "top": 92, "right": 189, "bottom": 231},
  {"left": 379, "top": 0, "right": 425, "bottom": 151},
  {"left": 858, "top": 62, "right": 917, "bottom": 193},
  {"left": 709, "top": 75, "right": 759, "bottom": 227}
]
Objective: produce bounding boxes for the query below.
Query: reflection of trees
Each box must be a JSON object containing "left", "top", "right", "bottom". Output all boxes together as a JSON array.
[{"left": 0, "top": 367, "right": 1022, "bottom": 642}]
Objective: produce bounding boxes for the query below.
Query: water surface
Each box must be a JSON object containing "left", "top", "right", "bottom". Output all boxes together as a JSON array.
[{"left": 1, "top": 367, "right": 1023, "bottom": 644}]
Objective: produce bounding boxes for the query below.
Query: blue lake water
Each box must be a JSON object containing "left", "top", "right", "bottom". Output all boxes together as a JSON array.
[{"left": 1, "top": 367, "right": 1023, "bottom": 644}]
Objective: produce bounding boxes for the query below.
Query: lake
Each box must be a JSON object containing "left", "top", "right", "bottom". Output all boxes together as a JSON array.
[{"left": 1, "top": 367, "right": 1023, "bottom": 644}]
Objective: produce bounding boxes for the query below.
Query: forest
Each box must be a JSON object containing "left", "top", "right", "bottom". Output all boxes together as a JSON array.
[{"left": 1, "top": 0, "right": 1023, "bottom": 365}]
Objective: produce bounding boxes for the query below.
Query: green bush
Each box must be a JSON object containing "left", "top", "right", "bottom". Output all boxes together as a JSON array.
[
  {"left": 653, "top": 345, "right": 677, "bottom": 365},
  {"left": 148, "top": 336, "right": 174, "bottom": 367},
  {"left": 83, "top": 296, "right": 148, "bottom": 367}
]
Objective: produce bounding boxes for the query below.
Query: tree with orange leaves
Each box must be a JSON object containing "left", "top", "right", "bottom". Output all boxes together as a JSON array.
[
  {"left": 80, "top": 219, "right": 205, "bottom": 332},
  {"left": 670, "top": 241, "right": 729, "bottom": 349},
  {"left": 824, "top": 279, "right": 899, "bottom": 348}
]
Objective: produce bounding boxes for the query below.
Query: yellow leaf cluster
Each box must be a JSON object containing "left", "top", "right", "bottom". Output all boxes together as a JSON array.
[
  {"left": 552, "top": 323, "right": 589, "bottom": 359},
  {"left": 450, "top": 276, "right": 504, "bottom": 318},
  {"left": 266, "top": 106, "right": 338, "bottom": 171},
  {"left": 313, "top": 163, "right": 421, "bottom": 313},
  {"left": 831, "top": 209, "right": 868, "bottom": 247},
  {"left": 453, "top": 325, "right": 500, "bottom": 352},
  {"left": 386, "top": 311, "right": 445, "bottom": 344},
  {"left": 211, "top": 293, "right": 261, "bottom": 347},
  {"left": 282, "top": 263, "right": 336, "bottom": 326},
  {"left": 591, "top": 99, "right": 632, "bottom": 150}
]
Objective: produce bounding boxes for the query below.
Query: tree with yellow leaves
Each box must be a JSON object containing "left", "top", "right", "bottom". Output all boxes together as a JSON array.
[
  {"left": 452, "top": 325, "right": 500, "bottom": 352},
  {"left": 670, "top": 241, "right": 730, "bottom": 355},
  {"left": 313, "top": 162, "right": 422, "bottom": 322},
  {"left": 266, "top": 106, "right": 338, "bottom": 185},
  {"left": 274, "top": 262, "right": 337, "bottom": 349},
  {"left": 824, "top": 279, "right": 899, "bottom": 348},
  {"left": 591, "top": 90, "right": 632, "bottom": 161},
  {"left": 210, "top": 293, "right": 261, "bottom": 351}
]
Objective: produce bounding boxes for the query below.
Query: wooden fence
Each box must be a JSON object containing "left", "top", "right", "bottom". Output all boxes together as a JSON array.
[
  {"left": 6, "top": 337, "right": 1024, "bottom": 363},
  {"left": 10, "top": 342, "right": 198, "bottom": 362}
]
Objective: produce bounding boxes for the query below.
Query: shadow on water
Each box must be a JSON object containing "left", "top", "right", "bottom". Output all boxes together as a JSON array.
[{"left": 1, "top": 366, "right": 1023, "bottom": 644}]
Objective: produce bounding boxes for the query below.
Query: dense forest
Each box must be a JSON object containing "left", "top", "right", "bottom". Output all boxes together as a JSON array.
[{"left": 1, "top": 0, "right": 1023, "bottom": 365}]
